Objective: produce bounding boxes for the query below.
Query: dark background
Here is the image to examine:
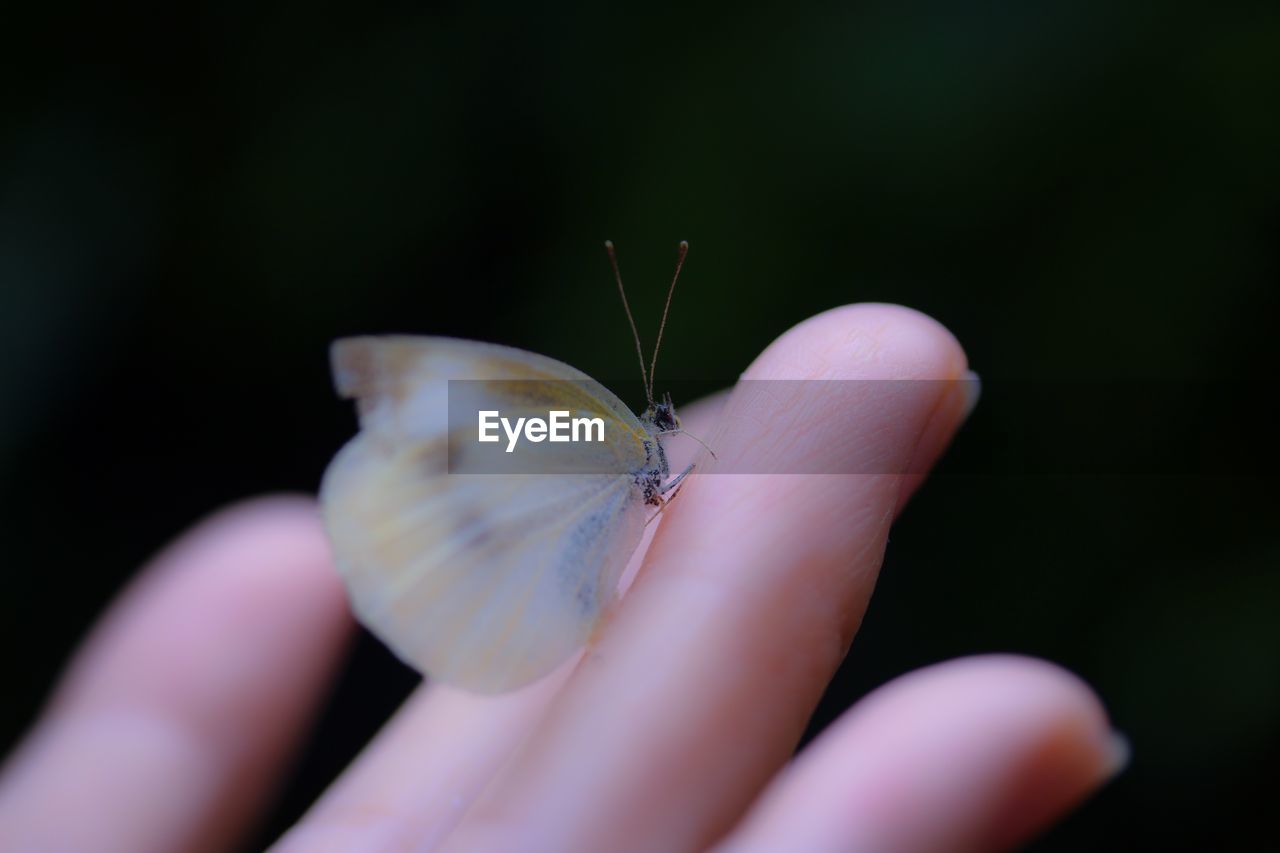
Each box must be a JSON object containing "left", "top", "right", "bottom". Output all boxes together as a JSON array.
[{"left": 3, "top": 2, "right": 1278, "bottom": 849}]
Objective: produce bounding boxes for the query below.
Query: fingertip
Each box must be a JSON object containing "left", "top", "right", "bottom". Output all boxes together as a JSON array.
[
  {"left": 855, "top": 653, "right": 1121, "bottom": 793},
  {"left": 162, "top": 493, "right": 332, "bottom": 579},
  {"left": 168, "top": 493, "right": 349, "bottom": 623},
  {"left": 726, "top": 654, "right": 1122, "bottom": 853},
  {"left": 873, "top": 653, "right": 1114, "bottom": 743},
  {"left": 686, "top": 302, "right": 972, "bottom": 484},
  {"left": 748, "top": 303, "right": 969, "bottom": 382},
  {"left": 942, "top": 655, "right": 1123, "bottom": 850},
  {"left": 749, "top": 304, "right": 976, "bottom": 511},
  {"left": 61, "top": 493, "right": 352, "bottom": 717},
  {"left": 2, "top": 494, "right": 354, "bottom": 853}
]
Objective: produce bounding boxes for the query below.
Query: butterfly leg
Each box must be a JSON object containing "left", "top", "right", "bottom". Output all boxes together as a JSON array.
[
  {"left": 661, "top": 463, "right": 695, "bottom": 495},
  {"left": 645, "top": 464, "right": 695, "bottom": 528}
]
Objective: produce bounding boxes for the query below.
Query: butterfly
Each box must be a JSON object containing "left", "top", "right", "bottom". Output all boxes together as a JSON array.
[{"left": 320, "top": 241, "right": 705, "bottom": 693}]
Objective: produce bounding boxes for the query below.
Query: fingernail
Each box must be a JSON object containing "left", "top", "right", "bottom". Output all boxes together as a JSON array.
[
  {"left": 898, "top": 368, "right": 979, "bottom": 484},
  {"left": 960, "top": 369, "right": 982, "bottom": 422},
  {"left": 1103, "top": 730, "right": 1131, "bottom": 780}
]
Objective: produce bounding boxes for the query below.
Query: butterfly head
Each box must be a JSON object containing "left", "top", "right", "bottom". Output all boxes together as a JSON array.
[{"left": 643, "top": 391, "right": 680, "bottom": 435}]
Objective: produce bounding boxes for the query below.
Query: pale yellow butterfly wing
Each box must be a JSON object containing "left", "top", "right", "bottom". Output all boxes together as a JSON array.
[{"left": 320, "top": 336, "right": 652, "bottom": 693}]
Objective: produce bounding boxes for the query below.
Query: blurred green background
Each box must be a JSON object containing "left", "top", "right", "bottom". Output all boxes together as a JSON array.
[{"left": 3, "top": 2, "right": 1278, "bottom": 849}]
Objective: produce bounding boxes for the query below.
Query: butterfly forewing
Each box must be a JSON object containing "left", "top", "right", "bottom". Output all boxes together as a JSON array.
[{"left": 321, "top": 336, "right": 653, "bottom": 692}]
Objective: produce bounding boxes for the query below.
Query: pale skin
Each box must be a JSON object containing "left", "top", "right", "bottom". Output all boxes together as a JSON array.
[{"left": 0, "top": 304, "right": 1125, "bottom": 852}]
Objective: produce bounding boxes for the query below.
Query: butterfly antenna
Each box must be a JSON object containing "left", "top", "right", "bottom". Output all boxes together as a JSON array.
[
  {"left": 647, "top": 240, "right": 688, "bottom": 401},
  {"left": 605, "top": 240, "right": 652, "bottom": 406}
]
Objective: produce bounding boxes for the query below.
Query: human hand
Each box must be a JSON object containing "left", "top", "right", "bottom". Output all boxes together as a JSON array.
[{"left": 0, "top": 304, "right": 1125, "bottom": 852}]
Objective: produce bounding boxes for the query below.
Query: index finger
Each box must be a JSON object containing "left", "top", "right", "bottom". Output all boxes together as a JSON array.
[
  {"left": 446, "top": 303, "right": 974, "bottom": 851},
  {"left": 0, "top": 498, "right": 352, "bottom": 853}
]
